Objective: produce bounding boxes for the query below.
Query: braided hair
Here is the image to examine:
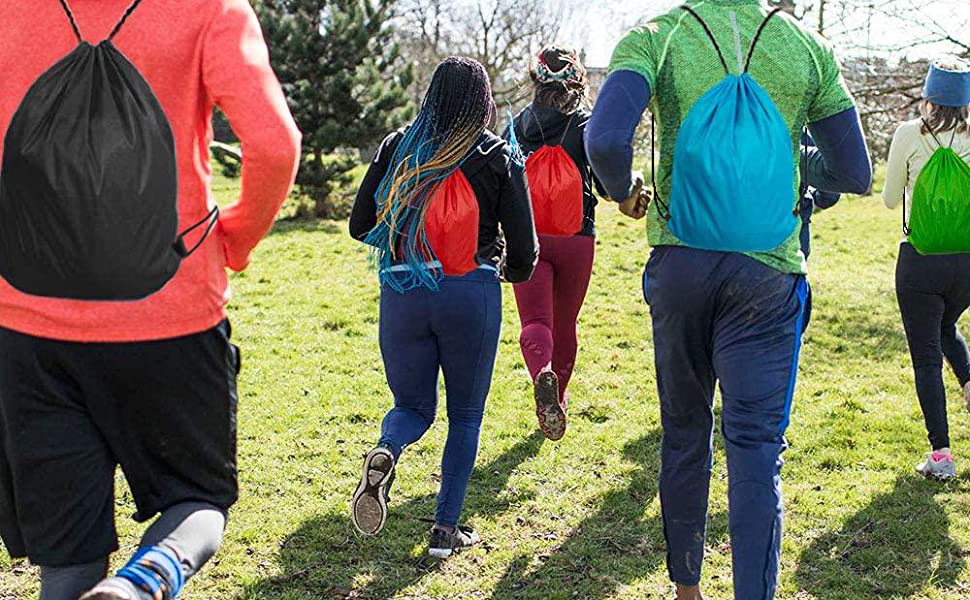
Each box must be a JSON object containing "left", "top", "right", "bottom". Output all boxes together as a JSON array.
[
  {"left": 531, "top": 46, "right": 590, "bottom": 114},
  {"left": 365, "top": 57, "right": 496, "bottom": 292}
]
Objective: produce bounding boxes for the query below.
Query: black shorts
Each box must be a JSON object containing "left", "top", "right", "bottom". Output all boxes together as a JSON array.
[{"left": 0, "top": 320, "right": 241, "bottom": 567}]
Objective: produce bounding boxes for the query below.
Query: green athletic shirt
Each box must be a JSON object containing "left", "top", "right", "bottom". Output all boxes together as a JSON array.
[{"left": 608, "top": 0, "right": 856, "bottom": 275}]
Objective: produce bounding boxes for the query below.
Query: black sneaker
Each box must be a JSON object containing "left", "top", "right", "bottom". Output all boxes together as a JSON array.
[
  {"left": 351, "top": 446, "right": 395, "bottom": 535},
  {"left": 428, "top": 525, "right": 480, "bottom": 558}
]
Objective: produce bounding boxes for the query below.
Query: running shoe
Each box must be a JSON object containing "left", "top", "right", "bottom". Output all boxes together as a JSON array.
[
  {"left": 534, "top": 370, "right": 566, "bottom": 441},
  {"left": 79, "top": 579, "right": 139, "bottom": 600},
  {"left": 916, "top": 452, "right": 957, "bottom": 480},
  {"left": 351, "top": 445, "right": 396, "bottom": 535},
  {"left": 428, "top": 524, "right": 480, "bottom": 558}
]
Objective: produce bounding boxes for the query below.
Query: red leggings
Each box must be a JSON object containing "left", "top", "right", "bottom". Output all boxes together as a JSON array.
[{"left": 513, "top": 234, "right": 595, "bottom": 398}]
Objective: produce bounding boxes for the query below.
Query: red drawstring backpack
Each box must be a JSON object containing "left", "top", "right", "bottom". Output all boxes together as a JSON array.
[
  {"left": 425, "top": 169, "right": 480, "bottom": 275},
  {"left": 525, "top": 116, "right": 584, "bottom": 236}
]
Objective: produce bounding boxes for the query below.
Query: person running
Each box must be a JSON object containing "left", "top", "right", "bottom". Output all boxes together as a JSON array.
[
  {"left": 585, "top": 2, "right": 872, "bottom": 598},
  {"left": 883, "top": 59, "right": 970, "bottom": 481},
  {"left": 505, "top": 46, "right": 609, "bottom": 441},
  {"left": 349, "top": 57, "right": 537, "bottom": 558},
  {"left": 0, "top": 1, "right": 300, "bottom": 599}
]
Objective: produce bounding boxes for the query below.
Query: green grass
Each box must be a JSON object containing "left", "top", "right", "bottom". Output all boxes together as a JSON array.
[{"left": 4, "top": 182, "right": 970, "bottom": 600}]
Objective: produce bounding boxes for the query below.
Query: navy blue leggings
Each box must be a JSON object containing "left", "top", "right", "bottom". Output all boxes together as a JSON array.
[
  {"left": 896, "top": 243, "right": 970, "bottom": 451},
  {"left": 377, "top": 267, "right": 502, "bottom": 527},
  {"left": 644, "top": 246, "right": 808, "bottom": 600}
]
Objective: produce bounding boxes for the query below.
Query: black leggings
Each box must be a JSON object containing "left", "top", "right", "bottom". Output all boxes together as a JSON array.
[{"left": 896, "top": 243, "right": 970, "bottom": 450}]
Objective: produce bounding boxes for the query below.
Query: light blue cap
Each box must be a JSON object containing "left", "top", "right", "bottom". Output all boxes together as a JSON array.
[{"left": 923, "top": 62, "right": 970, "bottom": 108}]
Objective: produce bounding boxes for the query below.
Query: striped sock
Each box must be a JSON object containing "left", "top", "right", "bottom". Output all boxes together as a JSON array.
[{"left": 115, "top": 546, "right": 185, "bottom": 600}]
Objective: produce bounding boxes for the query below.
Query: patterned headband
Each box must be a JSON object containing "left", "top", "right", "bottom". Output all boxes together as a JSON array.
[{"left": 535, "top": 52, "right": 581, "bottom": 83}]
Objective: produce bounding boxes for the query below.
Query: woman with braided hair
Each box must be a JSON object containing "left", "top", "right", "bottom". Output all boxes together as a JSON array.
[
  {"left": 349, "top": 57, "right": 538, "bottom": 557},
  {"left": 506, "top": 47, "right": 637, "bottom": 441}
]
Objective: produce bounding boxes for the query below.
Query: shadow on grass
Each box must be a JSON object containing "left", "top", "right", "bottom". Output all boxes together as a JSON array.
[
  {"left": 488, "top": 429, "right": 731, "bottom": 599},
  {"left": 794, "top": 474, "right": 966, "bottom": 599},
  {"left": 244, "top": 431, "right": 545, "bottom": 599}
]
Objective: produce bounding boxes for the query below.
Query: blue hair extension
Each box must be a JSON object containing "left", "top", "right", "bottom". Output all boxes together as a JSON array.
[
  {"left": 363, "top": 57, "right": 494, "bottom": 293},
  {"left": 363, "top": 116, "right": 455, "bottom": 293},
  {"left": 506, "top": 104, "right": 527, "bottom": 168}
]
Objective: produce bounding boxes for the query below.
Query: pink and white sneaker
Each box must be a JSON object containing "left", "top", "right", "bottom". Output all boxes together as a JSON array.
[{"left": 916, "top": 452, "right": 956, "bottom": 480}]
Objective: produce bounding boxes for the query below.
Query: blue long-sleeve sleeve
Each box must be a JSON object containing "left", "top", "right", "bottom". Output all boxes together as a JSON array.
[
  {"left": 804, "top": 107, "right": 872, "bottom": 195},
  {"left": 585, "top": 70, "right": 652, "bottom": 201},
  {"left": 812, "top": 188, "right": 841, "bottom": 209},
  {"left": 799, "top": 132, "right": 842, "bottom": 210}
]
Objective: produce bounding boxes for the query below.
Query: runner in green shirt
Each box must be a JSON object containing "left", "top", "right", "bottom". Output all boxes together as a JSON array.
[{"left": 586, "top": 1, "right": 872, "bottom": 598}]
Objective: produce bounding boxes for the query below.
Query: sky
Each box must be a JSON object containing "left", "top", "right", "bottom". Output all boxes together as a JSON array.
[
  {"left": 565, "top": 0, "right": 969, "bottom": 68},
  {"left": 570, "top": 0, "right": 678, "bottom": 66}
]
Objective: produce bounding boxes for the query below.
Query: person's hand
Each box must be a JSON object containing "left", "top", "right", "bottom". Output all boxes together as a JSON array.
[
  {"left": 637, "top": 186, "right": 653, "bottom": 213},
  {"left": 618, "top": 171, "right": 648, "bottom": 219}
]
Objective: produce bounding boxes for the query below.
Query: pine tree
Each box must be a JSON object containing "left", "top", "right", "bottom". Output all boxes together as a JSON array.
[{"left": 255, "top": 0, "right": 414, "bottom": 218}]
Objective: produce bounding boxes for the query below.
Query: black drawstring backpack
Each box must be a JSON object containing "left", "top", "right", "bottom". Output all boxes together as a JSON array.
[{"left": 0, "top": 0, "right": 218, "bottom": 301}]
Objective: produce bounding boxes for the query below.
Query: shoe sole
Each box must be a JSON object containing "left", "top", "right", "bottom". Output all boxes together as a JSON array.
[
  {"left": 351, "top": 448, "right": 394, "bottom": 536},
  {"left": 79, "top": 591, "right": 132, "bottom": 600},
  {"left": 535, "top": 371, "right": 565, "bottom": 441},
  {"left": 428, "top": 537, "right": 479, "bottom": 559},
  {"left": 916, "top": 465, "right": 956, "bottom": 481}
]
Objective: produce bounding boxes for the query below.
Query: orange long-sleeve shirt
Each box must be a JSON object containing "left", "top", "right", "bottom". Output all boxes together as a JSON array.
[{"left": 0, "top": 0, "right": 301, "bottom": 342}]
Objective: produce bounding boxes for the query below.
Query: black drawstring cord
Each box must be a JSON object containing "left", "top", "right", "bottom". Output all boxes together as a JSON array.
[{"left": 174, "top": 206, "right": 220, "bottom": 258}]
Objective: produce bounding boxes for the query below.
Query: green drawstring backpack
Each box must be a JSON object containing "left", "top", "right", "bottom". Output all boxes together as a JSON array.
[{"left": 904, "top": 120, "right": 970, "bottom": 255}]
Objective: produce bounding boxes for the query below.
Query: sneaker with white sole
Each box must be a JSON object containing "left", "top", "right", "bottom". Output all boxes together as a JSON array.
[
  {"left": 351, "top": 445, "right": 396, "bottom": 535},
  {"left": 428, "top": 524, "right": 480, "bottom": 558},
  {"left": 82, "top": 546, "right": 183, "bottom": 600},
  {"left": 916, "top": 452, "right": 956, "bottom": 480},
  {"left": 79, "top": 580, "right": 139, "bottom": 600}
]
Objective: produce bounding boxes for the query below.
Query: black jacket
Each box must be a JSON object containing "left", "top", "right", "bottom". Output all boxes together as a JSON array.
[
  {"left": 508, "top": 104, "right": 606, "bottom": 237},
  {"left": 350, "top": 129, "right": 539, "bottom": 283}
]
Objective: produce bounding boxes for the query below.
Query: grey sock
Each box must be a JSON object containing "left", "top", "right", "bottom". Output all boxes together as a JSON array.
[
  {"left": 140, "top": 501, "right": 227, "bottom": 580},
  {"left": 39, "top": 558, "right": 108, "bottom": 600}
]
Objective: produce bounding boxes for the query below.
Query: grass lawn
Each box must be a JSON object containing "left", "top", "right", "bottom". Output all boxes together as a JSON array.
[{"left": 3, "top": 177, "right": 970, "bottom": 600}]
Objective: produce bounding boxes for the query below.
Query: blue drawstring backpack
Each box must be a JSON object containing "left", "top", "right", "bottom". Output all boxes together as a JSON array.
[{"left": 653, "top": 7, "right": 797, "bottom": 253}]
